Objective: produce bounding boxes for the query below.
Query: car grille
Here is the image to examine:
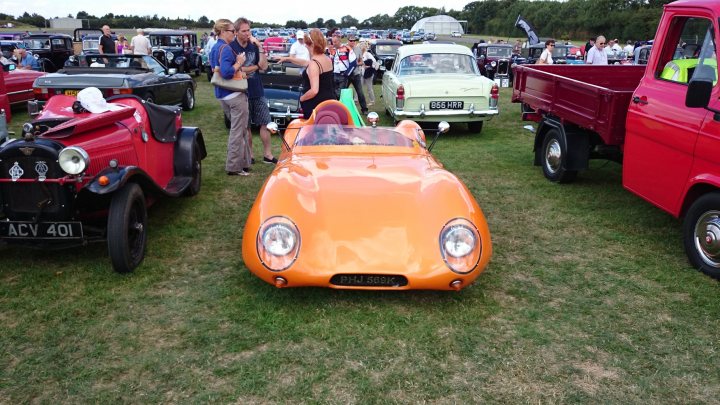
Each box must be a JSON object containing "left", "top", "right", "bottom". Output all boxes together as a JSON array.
[
  {"left": 0, "top": 151, "right": 75, "bottom": 221},
  {"left": 497, "top": 59, "right": 510, "bottom": 76}
]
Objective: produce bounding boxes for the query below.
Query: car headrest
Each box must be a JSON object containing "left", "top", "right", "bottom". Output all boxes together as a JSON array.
[{"left": 313, "top": 102, "right": 349, "bottom": 125}]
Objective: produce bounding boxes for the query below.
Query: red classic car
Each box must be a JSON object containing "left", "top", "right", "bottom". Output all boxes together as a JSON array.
[
  {"left": 0, "top": 89, "right": 207, "bottom": 273},
  {"left": 2, "top": 59, "right": 44, "bottom": 106},
  {"left": 0, "top": 62, "right": 10, "bottom": 124}
]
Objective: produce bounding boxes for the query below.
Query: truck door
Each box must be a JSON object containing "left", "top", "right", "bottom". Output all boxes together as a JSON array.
[{"left": 624, "top": 14, "right": 716, "bottom": 215}]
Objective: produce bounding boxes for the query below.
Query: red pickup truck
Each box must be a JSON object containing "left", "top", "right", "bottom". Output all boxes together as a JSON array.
[{"left": 512, "top": 0, "right": 720, "bottom": 279}]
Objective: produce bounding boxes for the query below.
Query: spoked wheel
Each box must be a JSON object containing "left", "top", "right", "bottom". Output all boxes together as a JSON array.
[
  {"left": 107, "top": 183, "right": 148, "bottom": 273},
  {"left": 683, "top": 193, "right": 720, "bottom": 280},
  {"left": 540, "top": 128, "right": 577, "bottom": 183}
]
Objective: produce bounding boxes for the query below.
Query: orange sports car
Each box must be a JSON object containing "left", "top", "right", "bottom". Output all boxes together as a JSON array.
[{"left": 241, "top": 100, "right": 492, "bottom": 290}]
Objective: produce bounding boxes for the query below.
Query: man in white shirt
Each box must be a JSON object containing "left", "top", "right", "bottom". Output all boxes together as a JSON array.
[
  {"left": 288, "top": 30, "right": 310, "bottom": 61},
  {"left": 623, "top": 40, "right": 634, "bottom": 55},
  {"left": 130, "top": 28, "right": 152, "bottom": 55},
  {"left": 586, "top": 35, "right": 608, "bottom": 65},
  {"left": 204, "top": 31, "right": 217, "bottom": 55}
]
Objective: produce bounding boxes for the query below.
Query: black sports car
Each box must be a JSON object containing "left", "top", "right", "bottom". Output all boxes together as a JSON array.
[{"left": 29, "top": 54, "right": 196, "bottom": 114}]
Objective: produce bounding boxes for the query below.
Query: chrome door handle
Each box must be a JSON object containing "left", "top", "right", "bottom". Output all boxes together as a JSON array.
[{"left": 632, "top": 96, "right": 648, "bottom": 105}]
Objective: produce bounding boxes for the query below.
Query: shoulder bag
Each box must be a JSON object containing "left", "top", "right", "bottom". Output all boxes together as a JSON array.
[{"left": 211, "top": 44, "right": 248, "bottom": 92}]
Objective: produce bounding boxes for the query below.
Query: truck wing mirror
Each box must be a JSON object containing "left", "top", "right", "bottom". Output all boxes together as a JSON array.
[{"left": 685, "top": 64, "right": 716, "bottom": 109}]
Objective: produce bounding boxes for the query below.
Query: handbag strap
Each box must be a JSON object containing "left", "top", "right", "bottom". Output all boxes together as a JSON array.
[{"left": 216, "top": 43, "right": 237, "bottom": 67}]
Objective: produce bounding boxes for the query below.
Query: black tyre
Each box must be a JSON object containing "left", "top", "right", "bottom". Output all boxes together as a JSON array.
[
  {"left": 181, "top": 86, "right": 195, "bottom": 111},
  {"left": 468, "top": 121, "right": 483, "bottom": 133},
  {"left": 107, "top": 183, "right": 147, "bottom": 273},
  {"left": 184, "top": 141, "right": 202, "bottom": 197},
  {"left": 540, "top": 128, "right": 577, "bottom": 183},
  {"left": 683, "top": 193, "right": 720, "bottom": 280},
  {"left": 39, "top": 58, "right": 53, "bottom": 72},
  {"left": 194, "top": 57, "right": 202, "bottom": 76}
]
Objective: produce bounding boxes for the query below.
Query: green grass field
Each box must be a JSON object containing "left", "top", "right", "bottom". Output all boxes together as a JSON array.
[{"left": 1, "top": 79, "right": 719, "bottom": 403}]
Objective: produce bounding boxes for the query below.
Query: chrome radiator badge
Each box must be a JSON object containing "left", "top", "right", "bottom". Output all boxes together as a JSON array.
[
  {"left": 35, "top": 161, "right": 48, "bottom": 181},
  {"left": 9, "top": 162, "right": 24, "bottom": 181}
]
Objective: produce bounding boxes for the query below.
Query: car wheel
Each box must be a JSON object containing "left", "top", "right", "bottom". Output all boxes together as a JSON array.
[
  {"left": 195, "top": 57, "right": 202, "bottom": 76},
  {"left": 683, "top": 193, "right": 720, "bottom": 280},
  {"left": 540, "top": 128, "right": 577, "bottom": 183},
  {"left": 39, "top": 58, "right": 53, "bottom": 72},
  {"left": 143, "top": 93, "right": 155, "bottom": 104},
  {"left": 468, "top": 121, "right": 483, "bottom": 133},
  {"left": 107, "top": 183, "right": 147, "bottom": 273},
  {"left": 181, "top": 86, "right": 195, "bottom": 110},
  {"left": 184, "top": 141, "right": 202, "bottom": 197}
]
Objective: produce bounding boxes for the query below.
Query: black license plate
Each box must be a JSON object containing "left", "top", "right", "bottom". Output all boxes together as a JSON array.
[
  {"left": 0, "top": 221, "right": 83, "bottom": 239},
  {"left": 273, "top": 117, "right": 286, "bottom": 126},
  {"left": 429, "top": 101, "right": 464, "bottom": 110},
  {"left": 330, "top": 274, "right": 408, "bottom": 287}
]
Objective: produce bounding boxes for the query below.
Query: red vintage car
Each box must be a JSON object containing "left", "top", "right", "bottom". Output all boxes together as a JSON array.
[
  {"left": 0, "top": 58, "right": 45, "bottom": 118},
  {"left": 3, "top": 61, "right": 44, "bottom": 106},
  {"left": 0, "top": 90, "right": 207, "bottom": 273}
]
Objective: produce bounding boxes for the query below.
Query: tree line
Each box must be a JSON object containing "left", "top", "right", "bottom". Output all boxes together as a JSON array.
[{"left": 2, "top": 0, "right": 672, "bottom": 40}]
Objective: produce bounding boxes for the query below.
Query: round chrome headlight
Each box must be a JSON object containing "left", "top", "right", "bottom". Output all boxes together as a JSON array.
[
  {"left": 257, "top": 216, "right": 300, "bottom": 271},
  {"left": 58, "top": 146, "right": 90, "bottom": 175},
  {"left": 490, "top": 61, "right": 497, "bottom": 67},
  {"left": 440, "top": 218, "right": 481, "bottom": 274},
  {"left": 166, "top": 52, "right": 174, "bottom": 61}
]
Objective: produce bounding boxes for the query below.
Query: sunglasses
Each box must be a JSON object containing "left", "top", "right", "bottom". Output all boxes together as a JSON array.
[{"left": 598, "top": 42, "right": 606, "bottom": 45}]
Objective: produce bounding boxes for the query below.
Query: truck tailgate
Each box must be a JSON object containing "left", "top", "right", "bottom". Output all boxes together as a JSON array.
[{"left": 512, "top": 65, "right": 645, "bottom": 145}]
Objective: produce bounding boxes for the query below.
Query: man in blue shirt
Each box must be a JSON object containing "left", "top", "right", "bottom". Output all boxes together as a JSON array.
[
  {"left": 14, "top": 48, "right": 39, "bottom": 70},
  {"left": 230, "top": 17, "right": 277, "bottom": 164}
]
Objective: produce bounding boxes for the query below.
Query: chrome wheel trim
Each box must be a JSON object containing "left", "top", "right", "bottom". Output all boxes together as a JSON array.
[
  {"left": 694, "top": 211, "right": 720, "bottom": 268},
  {"left": 544, "top": 138, "right": 562, "bottom": 175}
]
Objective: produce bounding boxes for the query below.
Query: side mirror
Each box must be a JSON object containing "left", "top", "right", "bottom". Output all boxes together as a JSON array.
[
  {"left": 267, "top": 122, "right": 289, "bottom": 152},
  {"left": 428, "top": 121, "right": 450, "bottom": 152},
  {"left": 367, "top": 111, "right": 379, "bottom": 127},
  {"left": 686, "top": 64, "right": 717, "bottom": 109}
]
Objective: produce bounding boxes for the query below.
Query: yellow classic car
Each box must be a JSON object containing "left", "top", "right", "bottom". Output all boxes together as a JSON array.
[
  {"left": 382, "top": 43, "right": 499, "bottom": 133},
  {"left": 241, "top": 100, "right": 493, "bottom": 290}
]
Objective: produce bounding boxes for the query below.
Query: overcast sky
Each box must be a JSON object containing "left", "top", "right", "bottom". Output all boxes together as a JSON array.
[{"left": 4, "top": 0, "right": 470, "bottom": 26}]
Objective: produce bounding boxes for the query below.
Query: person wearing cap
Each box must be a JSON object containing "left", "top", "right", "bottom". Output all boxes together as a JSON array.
[
  {"left": 289, "top": 30, "right": 310, "bottom": 61},
  {"left": 98, "top": 25, "right": 116, "bottom": 54},
  {"left": 328, "top": 29, "right": 363, "bottom": 111},
  {"left": 230, "top": 17, "right": 277, "bottom": 165},
  {"left": 130, "top": 28, "right": 152, "bottom": 55},
  {"left": 346, "top": 35, "right": 368, "bottom": 114}
]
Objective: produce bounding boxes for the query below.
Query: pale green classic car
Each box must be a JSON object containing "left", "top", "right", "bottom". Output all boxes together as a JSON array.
[{"left": 381, "top": 43, "right": 499, "bottom": 133}]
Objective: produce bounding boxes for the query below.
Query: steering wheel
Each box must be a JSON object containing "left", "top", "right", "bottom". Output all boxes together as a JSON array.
[{"left": 313, "top": 137, "right": 335, "bottom": 145}]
